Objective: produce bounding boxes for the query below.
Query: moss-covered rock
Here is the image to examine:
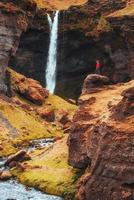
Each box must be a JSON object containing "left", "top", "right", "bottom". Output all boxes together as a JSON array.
[
  {"left": 0, "top": 68, "right": 77, "bottom": 157},
  {"left": 12, "top": 136, "right": 83, "bottom": 198}
]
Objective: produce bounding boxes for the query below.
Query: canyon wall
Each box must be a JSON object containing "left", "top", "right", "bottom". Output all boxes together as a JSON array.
[
  {"left": 68, "top": 74, "right": 134, "bottom": 200},
  {"left": 0, "top": 0, "right": 36, "bottom": 92},
  {"left": 9, "top": 0, "right": 134, "bottom": 98}
]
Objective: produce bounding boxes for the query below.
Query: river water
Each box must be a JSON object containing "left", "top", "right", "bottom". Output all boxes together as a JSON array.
[
  {"left": 0, "top": 138, "right": 63, "bottom": 200},
  {"left": 0, "top": 180, "right": 63, "bottom": 200}
]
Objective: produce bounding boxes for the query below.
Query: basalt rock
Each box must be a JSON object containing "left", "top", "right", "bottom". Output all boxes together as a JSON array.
[
  {"left": 68, "top": 74, "right": 134, "bottom": 200},
  {"left": 0, "top": 170, "right": 12, "bottom": 181},
  {"left": 112, "top": 87, "right": 134, "bottom": 120},
  {"left": 9, "top": 0, "right": 134, "bottom": 99},
  {"left": 8, "top": 68, "right": 49, "bottom": 105},
  {"left": 82, "top": 74, "right": 109, "bottom": 94},
  {"left": 0, "top": 0, "right": 36, "bottom": 93},
  {"left": 58, "top": 111, "right": 70, "bottom": 125},
  {"left": 5, "top": 150, "right": 31, "bottom": 166},
  {"left": 37, "top": 107, "right": 55, "bottom": 122}
]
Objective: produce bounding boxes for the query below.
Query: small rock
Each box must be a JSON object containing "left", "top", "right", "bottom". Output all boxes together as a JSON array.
[
  {"left": 5, "top": 150, "right": 31, "bottom": 166},
  {"left": 16, "top": 162, "right": 26, "bottom": 172},
  {"left": 58, "top": 111, "right": 70, "bottom": 125},
  {"left": 9, "top": 161, "right": 17, "bottom": 168},
  {"left": 0, "top": 170, "right": 12, "bottom": 181},
  {"left": 0, "top": 145, "right": 3, "bottom": 150},
  {"left": 67, "top": 99, "right": 76, "bottom": 105},
  {"left": 37, "top": 108, "right": 55, "bottom": 122}
]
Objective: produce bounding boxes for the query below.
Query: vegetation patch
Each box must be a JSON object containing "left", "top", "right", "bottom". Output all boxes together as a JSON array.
[{"left": 12, "top": 136, "right": 83, "bottom": 198}]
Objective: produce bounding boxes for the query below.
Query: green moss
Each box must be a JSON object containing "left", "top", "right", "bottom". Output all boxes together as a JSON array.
[
  {"left": 12, "top": 137, "right": 83, "bottom": 198},
  {"left": 45, "top": 94, "right": 77, "bottom": 118},
  {"left": 0, "top": 97, "right": 63, "bottom": 157},
  {"left": 0, "top": 101, "right": 62, "bottom": 140}
]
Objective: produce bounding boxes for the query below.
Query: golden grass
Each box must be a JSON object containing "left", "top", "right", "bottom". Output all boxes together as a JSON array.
[
  {"left": 12, "top": 136, "right": 82, "bottom": 197},
  {"left": 108, "top": 3, "right": 134, "bottom": 17},
  {"left": 33, "top": 0, "right": 87, "bottom": 10}
]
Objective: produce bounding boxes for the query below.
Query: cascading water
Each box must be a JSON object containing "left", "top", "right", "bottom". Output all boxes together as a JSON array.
[
  {"left": 47, "top": 13, "right": 52, "bottom": 30},
  {"left": 46, "top": 11, "right": 59, "bottom": 94}
]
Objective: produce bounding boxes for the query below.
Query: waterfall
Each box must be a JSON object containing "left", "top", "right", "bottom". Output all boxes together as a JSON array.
[
  {"left": 47, "top": 14, "right": 52, "bottom": 30},
  {"left": 46, "top": 11, "right": 59, "bottom": 94}
]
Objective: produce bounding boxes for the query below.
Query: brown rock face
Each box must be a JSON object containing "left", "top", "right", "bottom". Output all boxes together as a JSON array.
[
  {"left": 82, "top": 74, "right": 109, "bottom": 94},
  {"left": 0, "top": 0, "right": 36, "bottom": 93},
  {"left": 112, "top": 87, "right": 134, "bottom": 120},
  {"left": 37, "top": 107, "right": 55, "bottom": 122},
  {"left": 68, "top": 74, "right": 134, "bottom": 200},
  {"left": 9, "top": 0, "right": 134, "bottom": 99},
  {"left": 8, "top": 68, "right": 49, "bottom": 105}
]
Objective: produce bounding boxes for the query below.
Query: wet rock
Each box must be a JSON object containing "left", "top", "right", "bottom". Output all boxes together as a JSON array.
[
  {"left": 0, "top": 170, "right": 12, "bottom": 181},
  {"left": 82, "top": 74, "right": 109, "bottom": 94},
  {"left": 37, "top": 108, "right": 55, "bottom": 122},
  {"left": 5, "top": 150, "right": 31, "bottom": 166},
  {"left": 8, "top": 161, "right": 18, "bottom": 168}
]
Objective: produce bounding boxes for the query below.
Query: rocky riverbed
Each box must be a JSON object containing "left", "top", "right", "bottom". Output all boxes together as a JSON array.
[
  {"left": 0, "top": 139, "right": 63, "bottom": 200},
  {"left": 0, "top": 180, "right": 63, "bottom": 200}
]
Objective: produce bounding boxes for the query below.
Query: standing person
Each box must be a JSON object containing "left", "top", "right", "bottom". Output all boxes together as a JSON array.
[{"left": 95, "top": 59, "right": 101, "bottom": 74}]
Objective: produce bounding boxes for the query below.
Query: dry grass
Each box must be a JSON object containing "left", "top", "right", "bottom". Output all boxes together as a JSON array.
[
  {"left": 108, "top": 3, "right": 134, "bottom": 17},
  {"left": 33, "top": 0, "right": 87, "bottom": 10}
]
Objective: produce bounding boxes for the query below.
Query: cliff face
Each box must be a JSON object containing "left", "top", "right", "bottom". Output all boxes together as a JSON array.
[
  {"left": 9, "top": 0, "right": 134, "bottom": 99},
  {"left": 0, "top": 0, "right": 36, "bottom": 92},
  {"left": 68, "top": 74, "right": 134, "bottom": 200}
]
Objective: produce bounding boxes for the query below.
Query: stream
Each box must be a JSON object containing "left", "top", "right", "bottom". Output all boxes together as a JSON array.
[
  {"left": 0, "top": 138, "right": 63, "bottom": 200},
  {"left": 0, "top": 180, "right": 62, "bottom": 200}
]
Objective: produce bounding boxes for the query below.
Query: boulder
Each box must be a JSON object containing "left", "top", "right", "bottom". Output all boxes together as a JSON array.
[
  {"left": 8, "top": 68, "right": 49, "bottom": 105},
  {"left": 37, "top": 108, "right": 55, "bottom": 122},
  {"left": 5, "top": 150, "right": 31, "bottom": 166},
  {"left": 82, "top": 74, "right": 109, "bottom": 94},
  {"left": 0, "top": 170, "right": 12, "bottom": 181}
]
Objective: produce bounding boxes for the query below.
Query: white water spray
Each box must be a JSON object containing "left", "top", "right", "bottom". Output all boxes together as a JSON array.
[
  {"left": 46, "top": 11, "right": 59, "bottom": 94},
  {"left": 47, "top": 13, "right": 52, "bottom": 30}
]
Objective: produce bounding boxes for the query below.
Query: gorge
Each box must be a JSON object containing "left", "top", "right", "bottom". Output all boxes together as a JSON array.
[{"left": 0, "top": 0, "right": 134, "bottom": 200}]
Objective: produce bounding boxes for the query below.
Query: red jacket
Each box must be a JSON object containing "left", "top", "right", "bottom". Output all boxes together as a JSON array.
[{"left": 96, "top": 61, "right": 101, "bottom": 70}]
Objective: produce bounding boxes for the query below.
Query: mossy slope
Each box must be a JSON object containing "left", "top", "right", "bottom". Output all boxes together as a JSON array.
[
  {"left": 0, "top": 68, "right": 77, "bottom": 157},
  {"left": 12, "top": 136, "right": 82, "bottom": 198}
]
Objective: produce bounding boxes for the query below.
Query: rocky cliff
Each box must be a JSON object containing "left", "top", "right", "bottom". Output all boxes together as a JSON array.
[
  {"left": 9, "top": 0, "right": 134, "bottom": 99},
  {"left": 0, "top": 0, "right": 36, "bottom": 93},
  {"left": 68, "top": 74, "right": 134, "bottom": 200}
]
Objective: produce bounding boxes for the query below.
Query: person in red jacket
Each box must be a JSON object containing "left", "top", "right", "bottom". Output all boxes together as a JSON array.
[{"left": 95, "top": 59, "right": 101, "bottom": 74}]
